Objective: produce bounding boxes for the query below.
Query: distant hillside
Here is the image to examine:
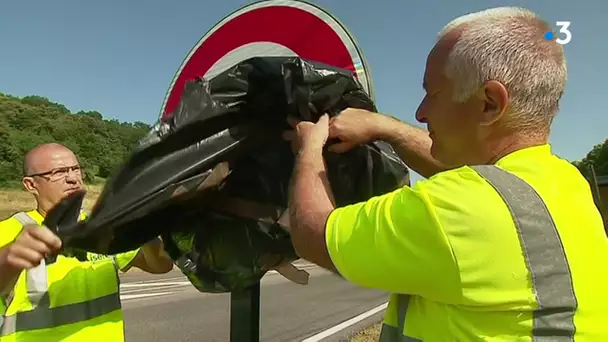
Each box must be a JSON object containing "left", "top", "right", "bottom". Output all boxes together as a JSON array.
[
  {"left": 1, "top": 92, "right": 606, "bottom": 187},
  {"left": 0, "top": 93, "right": 151, "bottom": 187}
]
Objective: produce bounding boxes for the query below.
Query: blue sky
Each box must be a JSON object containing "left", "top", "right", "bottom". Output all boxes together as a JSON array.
[{"left": 1, "top": 0, "right": 605, "bottom": 183}]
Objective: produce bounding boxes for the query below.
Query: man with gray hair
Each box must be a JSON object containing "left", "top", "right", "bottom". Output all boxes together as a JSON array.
[{"left": 283, "top": 6, "right": 608, "bottom": 340}]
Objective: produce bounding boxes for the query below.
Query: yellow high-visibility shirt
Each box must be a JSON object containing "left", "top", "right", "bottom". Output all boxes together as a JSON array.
[
  {"left": 0, "top": 209, "right": 140, "bottom": 342},
  {"left": 326, "top": 144, "right": 608, "bottom": 341}
]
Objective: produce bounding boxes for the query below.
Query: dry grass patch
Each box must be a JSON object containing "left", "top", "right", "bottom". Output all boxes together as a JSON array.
[
  {"left": 349, "top": 322, "right": 381, "bottom": 342},
  {"left": 0, "top": 184, "right": 104, "bottom": 220}
]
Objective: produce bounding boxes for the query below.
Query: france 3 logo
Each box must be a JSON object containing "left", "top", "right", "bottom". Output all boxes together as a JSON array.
[{"left": 545, "top": 21, "right": 571, "bottom": 45}]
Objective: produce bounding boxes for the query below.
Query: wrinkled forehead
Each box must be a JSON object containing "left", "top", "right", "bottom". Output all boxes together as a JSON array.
[{"left": 33, "top": 149, "right": 79, "bottom": 172}]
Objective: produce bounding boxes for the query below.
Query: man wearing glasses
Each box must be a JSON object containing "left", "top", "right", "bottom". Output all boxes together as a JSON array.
[{"left": 0, "top": 142, "right": 173, "bottom": 341}]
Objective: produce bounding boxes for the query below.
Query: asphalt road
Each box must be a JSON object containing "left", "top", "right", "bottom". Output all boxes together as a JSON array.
[{"left": 119, "top": 262, "right": 388, "bottom": 342}]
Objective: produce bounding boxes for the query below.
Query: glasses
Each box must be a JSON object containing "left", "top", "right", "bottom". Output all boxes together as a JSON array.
[{"left": 27, "top": 165, "right": 83, "bottom": 182}]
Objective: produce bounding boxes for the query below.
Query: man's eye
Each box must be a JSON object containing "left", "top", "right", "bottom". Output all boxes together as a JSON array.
[{"left": 52, "top": 168, "right": 69, "bottom": 176}]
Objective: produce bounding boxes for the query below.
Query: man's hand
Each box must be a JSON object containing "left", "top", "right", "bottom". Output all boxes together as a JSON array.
[
  {"left": 0, "top": 225, "right": 62, "bottom": 295},
  {"left": 0, "top": 225, "right": 61, "bottom": 271},
  {"left": 130, "top": 237, "right": 173, "bottom": 274},
  {"left": 282, "top": 114, "right": 330, "bottom": 153},
  {"left": 328, "top": 108, "right": 390, "bottom": 153}
]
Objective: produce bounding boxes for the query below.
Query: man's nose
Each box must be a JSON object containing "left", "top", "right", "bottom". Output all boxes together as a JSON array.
[
  {"left": 415, "top": 94, "right": 430, "bottom": 123},
  {"left": 415, "top": 104, "right": 427, "bottom": 123},
  {"left": 65, "top": 170, "right": 79, "bottom": 183}
]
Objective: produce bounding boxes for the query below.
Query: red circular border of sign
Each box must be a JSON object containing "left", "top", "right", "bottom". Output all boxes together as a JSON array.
[{"left": 162, "top": 5, "right": 356, "bottom": 119}]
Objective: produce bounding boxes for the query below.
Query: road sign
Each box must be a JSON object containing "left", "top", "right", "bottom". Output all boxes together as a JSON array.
[
  {"left": 159, "top": 0, "right": 374, "bottom": 120},
  {"left": 158, "top": 1, "right": 372, "bottom": 341}
]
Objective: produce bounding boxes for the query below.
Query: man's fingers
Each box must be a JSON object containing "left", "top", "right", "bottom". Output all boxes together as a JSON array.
[
  {"left": 328, "top": 141, "right": 356, "bottom": 154},
  {"left": 8, "top": 245, "right": 44, "bottom": 267},
  {"left": 5, "top": 252, "right": 36, "bottom": 270},
  {"left": 26, "top": 225, "right": 62, "bottom": 250},
  {"left": 327, "top": 122, "right": 339, "bottom": 139},
  {"left": 20, "top": 236, "right": 53, "bottom": 255},
  {"left": 317, "top": 114, "right": 329, "bottom": 125}
]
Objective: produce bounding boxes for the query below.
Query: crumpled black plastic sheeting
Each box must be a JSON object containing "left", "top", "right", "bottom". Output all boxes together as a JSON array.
[{"left": 44, "top": 57, "right": 410, "bottom": 293}]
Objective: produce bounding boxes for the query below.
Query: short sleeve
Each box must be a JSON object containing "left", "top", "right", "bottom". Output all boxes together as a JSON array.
[
  {"left": 325, "top": 181, "right": 461, "bottom": 302},
  {"left": 78, "top": 210, "right": 140, "bottom": 272},
  {"left": 113, "top": 248, "right": 141, "bottom": 272}
]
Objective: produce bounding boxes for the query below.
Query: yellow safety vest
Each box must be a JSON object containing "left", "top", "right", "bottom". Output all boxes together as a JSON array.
[
  {"left": 378, "top": 165, "right": 598, "bottom": 341},
  {"left": 326, "top": 144, "right": 608, "bottom": 340},
  {"left": 0, "top": 211, "right": 139, "bottom": 342}
]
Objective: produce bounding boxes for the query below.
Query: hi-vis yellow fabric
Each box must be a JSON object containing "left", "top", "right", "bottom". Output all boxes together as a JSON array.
[
  {"left": 0, "top": 209, "right": 141, "bottom": 342},
  {"left": 326, "top": 144, "right": 608, "bottom": 341}
]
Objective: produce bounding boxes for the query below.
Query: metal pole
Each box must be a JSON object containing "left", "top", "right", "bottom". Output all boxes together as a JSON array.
[{"left": 230, "top": 281, "right": 261, "bottom": 342}]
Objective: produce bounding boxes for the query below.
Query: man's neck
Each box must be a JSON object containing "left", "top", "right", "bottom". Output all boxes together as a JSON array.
[
  {"left": 36, "top": 205, "right": 48, "bottom": 218},
  {"left": 484, "top": 134, "right": 548, "bottom": 165}
]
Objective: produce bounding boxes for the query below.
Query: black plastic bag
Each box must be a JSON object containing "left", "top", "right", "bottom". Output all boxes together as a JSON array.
[{"left": 44, "top": 57, "right": 410, "bottom": 293}]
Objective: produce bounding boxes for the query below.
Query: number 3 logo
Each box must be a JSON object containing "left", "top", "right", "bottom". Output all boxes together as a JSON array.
[{"left": 555, "top": 21, "right": 572, "bottom": 45}]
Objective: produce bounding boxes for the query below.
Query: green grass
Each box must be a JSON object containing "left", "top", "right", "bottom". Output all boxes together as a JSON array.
[{"left": 0, "top": 183, "right": 104, "bottom": 220}]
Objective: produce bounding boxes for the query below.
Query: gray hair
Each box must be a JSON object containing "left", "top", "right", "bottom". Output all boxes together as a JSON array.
[{"left": 439, "top": 7, "right": 567, "bottom": 134}]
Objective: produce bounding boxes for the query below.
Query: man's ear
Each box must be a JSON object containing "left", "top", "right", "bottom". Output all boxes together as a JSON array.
[
  {"left": 478, "top": 80, "right": 509, "bottom": 126},
  {"left": 22, "top": 177, "right": 39, "bottom": 196}
]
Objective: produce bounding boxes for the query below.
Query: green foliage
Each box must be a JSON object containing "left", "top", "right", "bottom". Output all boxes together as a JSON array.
[
  {"left": 0, "top": 93, "right": 151, "bottom": 187},
  {"left": 573, "top": 138, "right": 608, "bottom": 178}
]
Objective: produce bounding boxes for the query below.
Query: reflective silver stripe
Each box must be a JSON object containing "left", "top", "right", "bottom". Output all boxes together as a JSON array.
[
  {"left": 379, "top": 295, "right": 421, "bottom": 342},
  {"left": 1, "top": 292, "right": 121, "bottom": 335},
  {"left": 472, "top": 165, "right": 577, "bottom": 340},
  {"left": 11, "top": 212, "right": 49, "bottom": 308},
  {"left": 12, "top": 212, "right": 37, "bottom": 227},
  {"left": 25, "top": 260, "right": 48, "bottom": 308},
  {"left": 2, "top": 211, "right": 122, "bottom": 335}
]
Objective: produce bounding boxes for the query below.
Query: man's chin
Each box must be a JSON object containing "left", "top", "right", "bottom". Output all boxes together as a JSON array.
[{"left": 430, "top": 143, "right": 442, "bottom": 160}]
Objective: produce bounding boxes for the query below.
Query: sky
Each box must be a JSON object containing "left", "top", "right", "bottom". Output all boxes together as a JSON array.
[{"left": 1, "top": 0, "right": 606, "bottom": 183}]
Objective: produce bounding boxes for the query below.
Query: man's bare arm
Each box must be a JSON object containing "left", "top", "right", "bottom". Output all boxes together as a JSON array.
[
  {"left": 328, "top": 109, "right": 447, "bottom": 179},
  {"left": 376, "top": 115, "right": 447, "bottom": 178},
  {"left": 288, "top": 147, "right": 337, "bottom": 272}
]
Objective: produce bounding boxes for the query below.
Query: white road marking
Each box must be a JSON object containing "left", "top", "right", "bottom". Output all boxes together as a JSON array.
[
  {"left": 300, "top": 302, "right": 388, "bottom": 342},
  {"left": 120, "top": 291, "right": 175, "bottom": 300},
  {"left": 120, "top": 276, "right": 186, "bottom": 284},
  {"left": 121, "top": 285, "right": 194, "bottom": 296},
  {"left": 118, "top": 263, "right": 319, "bottom": 299},
  {"left": 120, "top": 265, "right": 318, "bottom": 286}
]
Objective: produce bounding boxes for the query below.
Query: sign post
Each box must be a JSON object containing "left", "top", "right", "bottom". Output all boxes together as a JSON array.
[
  {"left": 159, "top": 1, "right": 373, "bottom": 341},
  {"left": 230, "top": 283, "right": 261, "bottom": 342}
]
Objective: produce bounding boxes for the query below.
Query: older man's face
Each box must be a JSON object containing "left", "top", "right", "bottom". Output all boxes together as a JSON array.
[
  {"left": 415, "top": 36, "right": 484, "bottom": 168},
  {"left": 26, "top": 148, "right": 84, "bottom": 208}
]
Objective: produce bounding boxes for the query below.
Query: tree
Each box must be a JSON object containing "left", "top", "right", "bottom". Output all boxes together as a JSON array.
[
  {"left": 573, "top": 139, "right": 608, "bottom": 178},
  {"left": 0, "top": 93, "right": 151, "bottom": 187}
]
